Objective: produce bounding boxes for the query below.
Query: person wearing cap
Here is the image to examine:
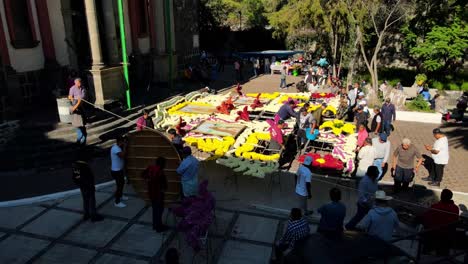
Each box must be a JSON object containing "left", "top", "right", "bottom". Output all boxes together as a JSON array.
[
  {"left": 356, "top": 138, "right": 375, "bottom": 178},
  {"left": 277, "top": 100, "right": 297, "bottom": 121},
  {"left": 358, "top": 190, "right": 399, "bottom": 241},
  {"left": 422, "top": 128, "right": 449, "bottom": 186},
  {"left": 72, "top": 149, "right": 104, "bottom": 222},
  {"left": 68, "top": 78, "right": 87, "bottom": 146},
  {"left": 176, "top": 147, "right": 199, "bottom": 197},
  {"left": 391, "top": 138, "right": 423, "bottom": 193},
  {"left": 354, "top": 105, "right": 369, "bottom": 130},
  {"left": 295, "top": 156, "right": 313, "bottom": 214},
  {"left": 136, "top": 109, "right": 154, "bottom": 131},
  {"left": 421, "top": 189, "right": 459, "bottom": 256},
  {"left": 381, "top": 98, "right": 396, "bottom": 136},
  {"left": 345, "top": 166, "right": 379, "bottom": 230},
  {"left": 269, "top": 119, "right": 287, "bottom": 150},
  {"left": 370, "top": 106, "right": 382, "bottom": 135},
  {"left": 372, "top": 133, "right": 391, "bottom": 180}
]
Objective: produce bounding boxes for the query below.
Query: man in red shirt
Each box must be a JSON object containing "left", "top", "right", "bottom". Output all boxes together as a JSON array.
[
  {"left": 142, "top": 157, "right": 169, "bottom": 233},
  {"left": 422, "top": 189, "right": 460, "bottom": 256}
]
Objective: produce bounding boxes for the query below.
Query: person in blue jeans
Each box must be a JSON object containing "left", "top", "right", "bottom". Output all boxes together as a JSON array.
[
  {"left": 345, "top": 166, "right": 379, "bottom": 230},
  {"left": 380, "top": 98, "right": 396, "bottom": 136}
]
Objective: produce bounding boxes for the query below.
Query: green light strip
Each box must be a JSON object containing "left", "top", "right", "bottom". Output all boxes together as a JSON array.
[{"left": 117, "top": 0, "right": 131, "bottom": 109}]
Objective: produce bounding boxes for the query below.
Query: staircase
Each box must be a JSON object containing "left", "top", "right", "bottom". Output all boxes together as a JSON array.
[{"left": 0, "top": 101, "right": 161, "bottom": 173}]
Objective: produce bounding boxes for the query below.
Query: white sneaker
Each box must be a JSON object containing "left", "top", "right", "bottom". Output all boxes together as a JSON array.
[
  {"left": 121, "top": 196, "right": 129, "bottom": 201},
  {"left": 114, "top": 202, "right": 127, "bottom": 208}
]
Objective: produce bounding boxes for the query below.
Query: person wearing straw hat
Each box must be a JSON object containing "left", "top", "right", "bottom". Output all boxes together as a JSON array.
[
  {"left": 295, "top": 156, "right": 313, "bottom": 215},
  {"left": 359, "top": 190, "right": 399, "bottom": 241}
]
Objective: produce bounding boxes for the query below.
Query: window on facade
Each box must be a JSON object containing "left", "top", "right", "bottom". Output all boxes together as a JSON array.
[
  {"left": 136, "top": 0, "right": 148, "bottom": 37},
  {"left": 4, "top": 0, "right": 38, "bottom": 49}
]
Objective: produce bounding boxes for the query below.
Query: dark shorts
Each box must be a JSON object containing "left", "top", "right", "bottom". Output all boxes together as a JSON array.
[{"left": 394, "top": 166, "right": 414, "bottom": 183}]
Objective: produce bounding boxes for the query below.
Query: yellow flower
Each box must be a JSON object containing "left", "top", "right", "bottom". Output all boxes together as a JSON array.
[
  {"left": 342, "top": 123, "right": 356, "bottom": 134},
  {"left": 316, "top": 158, "right": 325, "bottom": 164},
  {"left": 245, "top": 92, "right": 280, "bottom": 100},
  {"left": 322, "top": 105, "right": 337, "bottom": 115}
]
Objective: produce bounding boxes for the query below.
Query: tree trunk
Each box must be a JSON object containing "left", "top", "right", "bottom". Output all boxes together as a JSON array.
[{"left": 346, "top": 35, "right": 360, "bottom": 88}]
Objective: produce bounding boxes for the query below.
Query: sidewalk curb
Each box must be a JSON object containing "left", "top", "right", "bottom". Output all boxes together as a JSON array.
[{"left": 0, "top": 181, "right": 115, "bottom": 208}]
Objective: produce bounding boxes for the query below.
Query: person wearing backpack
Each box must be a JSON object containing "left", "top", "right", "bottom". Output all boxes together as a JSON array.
[{"left": 72, "top": 150, "right": 103, "bottom": 222}]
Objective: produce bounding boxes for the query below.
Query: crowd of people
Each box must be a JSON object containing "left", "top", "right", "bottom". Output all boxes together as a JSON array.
[{"left": 67, "top": 72, "right": 464, "bottom": 262}]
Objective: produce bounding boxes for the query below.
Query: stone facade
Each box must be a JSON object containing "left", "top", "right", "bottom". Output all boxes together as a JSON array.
[{"left": 0, "top": 0, "right": 198, "bottom": 121}]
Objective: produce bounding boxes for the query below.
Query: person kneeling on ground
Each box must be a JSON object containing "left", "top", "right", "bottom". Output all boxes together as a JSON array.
[
  {"left": 358, "top": 190, "right": 399, "bottom": 241},
  {"left": 272, "top": 208, "right": 310, "bottom": 263},
  {"left": 72, "top": 150, "right": 104, "bottom": 222},
  {"left": 421, "top": 189, "right": 459, "bottom": 256},
  {"left": 317, "top": 188, "right": 346, "bottom": 238},
  {"left": 142, "top": 157, "right": 170, "bottom": 233}
]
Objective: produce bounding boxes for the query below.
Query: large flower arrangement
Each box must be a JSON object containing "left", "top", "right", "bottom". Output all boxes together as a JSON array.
[
  {"left": 298, "top": 153, "right": 344, "bottom": 170},
  {"left": 320, "top": 119, "right": 355, "bottom": 135},
  {"left": 216, "top": 157, "right": 278, "bottom": 178}
]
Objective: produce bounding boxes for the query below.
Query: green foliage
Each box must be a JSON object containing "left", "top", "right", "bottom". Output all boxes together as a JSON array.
[
  {"left": 410, "top": 18, "right": 468, "bottom": 72},
  {"left": 201, "top": 0, "right": 268, "bottom": 30},
  {"left": 406, "top": 95, "right": 432, "bottom": 112},
  {"left": 448, "top": 83, "right": 460, "bottom": 91},
  {"left": 430, "top": 81, "right": 444, "bottom": 90},
  {"left": 462, "top": 83, "right": 468, "bottom": 91},
  {"left": 415, "top": 74, "right": 427, "bottom": 84}
]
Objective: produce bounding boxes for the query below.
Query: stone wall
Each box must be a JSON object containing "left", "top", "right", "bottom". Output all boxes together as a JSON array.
[{"left": 173, "top": 0, "right": 199, "bottom": 65}]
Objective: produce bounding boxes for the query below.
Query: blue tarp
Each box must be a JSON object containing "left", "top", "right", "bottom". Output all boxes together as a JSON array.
[{"left": 233, "top": 50, "right": 304, "bottom": 59}]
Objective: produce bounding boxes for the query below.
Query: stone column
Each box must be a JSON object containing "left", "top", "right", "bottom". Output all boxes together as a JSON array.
[{"left": 84, "top": 0, "right": 104, "bottom": 69}]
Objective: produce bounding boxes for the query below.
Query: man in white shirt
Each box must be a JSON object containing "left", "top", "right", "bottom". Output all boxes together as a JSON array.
[
  {"left": 111, "top": 136, "right": 129, "bottom": 208},
  {"left": 356, "top": 138, "right": 376, "bottom": 178},
  {"left": 422, "top": 128, "right": 449, "bottom": 187},
  {"left": 372, "top": 133, "right": 391, "bottom": 180}
]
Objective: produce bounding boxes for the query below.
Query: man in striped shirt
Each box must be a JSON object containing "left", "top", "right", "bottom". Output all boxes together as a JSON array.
[{"left": 273, "top": 208, "right": 310, "bottom": 262}]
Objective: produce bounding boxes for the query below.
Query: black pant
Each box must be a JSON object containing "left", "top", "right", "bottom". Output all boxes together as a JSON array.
[
  {"left": 274, "top": 243, "right": 289, "bottom": 261},
  {"left": 152, "top": 197, "right": 165, "bottom": 230},
  {"left": 426, "top": 157, "right": 445, "bottom": 182},
  {"left": 111, "top": 170, "right": 125, "bottom": 203},
  {"left": 393, "top": 166, "right": 414, "bottom": 193},
  {"left": 80, "top": 186, "right": 97, "bottom": 217},
  {"left": 345, "top": 202, "right": 370, "bottom": 230}
]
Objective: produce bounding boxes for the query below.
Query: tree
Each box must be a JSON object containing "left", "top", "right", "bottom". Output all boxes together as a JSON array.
[
  {"left": 402, "top": 0, "right": 468, "bottom": 74},
  {"left": 410, "top": 18, "right": 467, "bottom": 72},
  {"left": 268, "top": 0, "right": 353, "bottom": 78},
  {"left": 347, "top": 0, "right": 410, "bottom": 91}
]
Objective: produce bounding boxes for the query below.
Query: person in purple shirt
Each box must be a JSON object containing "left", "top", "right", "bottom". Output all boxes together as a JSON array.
[
  {"left": 277, "top": 100, "right": 297, "bottom": 121},
  {"left": 381, "top": 98, "right": 396, "bottom": 136},
  {"left": 68, "top": 78, "right": 87, "bottom": 145}
]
